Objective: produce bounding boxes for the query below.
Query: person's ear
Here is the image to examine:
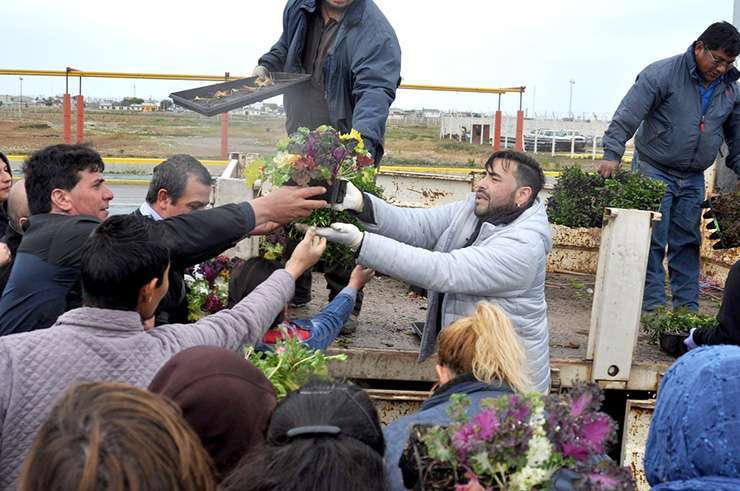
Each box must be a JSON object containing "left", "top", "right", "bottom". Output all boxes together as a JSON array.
[
  {"left": 139, "top": 277, "right": 161, "bottom": 305},
  {"left": 50, "top": 188, "right": 72, "bottom": 213},
  {"left": 156, "top": 188, "right": 171, "bottom": 209},
  {"left": 18, "top": 217, "right": 29, "bottom": 233},
  {"left": 514, "top": 186, "right": 533, "bottom": 208}
]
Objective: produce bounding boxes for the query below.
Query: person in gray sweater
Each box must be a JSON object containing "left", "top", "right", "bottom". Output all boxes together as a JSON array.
[{"left": 0, "top": 215, "right": 326, "bottom": 490}]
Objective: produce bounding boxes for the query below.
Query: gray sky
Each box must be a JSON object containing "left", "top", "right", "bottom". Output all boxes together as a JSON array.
[{"left": 0, "top": 0, "right": 734, "bottom": 117}]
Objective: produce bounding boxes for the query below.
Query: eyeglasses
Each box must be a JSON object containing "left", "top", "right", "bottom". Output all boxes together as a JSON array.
[{"left": 704, "top": 48, "right": 736, "bottom": 69}]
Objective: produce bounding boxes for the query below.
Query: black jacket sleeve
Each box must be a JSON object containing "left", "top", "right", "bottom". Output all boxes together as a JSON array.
[
  {"left": 150, "top": 202, "right": 255, "bottom": 269},
  {"left": 693, "top": 261, "right": 740, "bottom": 346}
]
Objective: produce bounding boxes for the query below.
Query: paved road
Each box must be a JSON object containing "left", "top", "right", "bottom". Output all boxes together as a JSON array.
[{"left": 109, "top": 183, "right": 147, "bottom": 216}]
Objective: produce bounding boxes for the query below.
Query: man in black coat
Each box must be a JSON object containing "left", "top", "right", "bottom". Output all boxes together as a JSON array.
[
  {"left": 0, "top": 144, "right": 326, "bottom": 336},
  {"left": 134, "top": 154, "right": 215, "bottom": 325},
  {"left": 685, "top": 260, "right": 740, "bottom": 348}
]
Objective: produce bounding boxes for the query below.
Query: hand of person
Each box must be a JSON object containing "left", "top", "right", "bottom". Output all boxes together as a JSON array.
[
  {"left": 348, "top": 265, "right": 375, "bottom": 290},
  {"left": 0, "top": 243, "right": 10, "bottom": 268},
  {"left": 142, "top": 316, "right": 155, "bottom": 331},
  {"left": 285, "top": 228, "right": 326, "bottom": 279},
  {"left": 252, "top": 65, "right": 272, "bottom": 81},
  {"left": 251, "top": 186, "right": 327, "bottom": 225},
  {"left": 314, "top": 223, "right": 364, "bottom": 251},
  {"left": 331, "top": 180, "right": 364, "bottom": 213},
  {"left": 597, "top": 160, "right": 619, "bottom": 178},
  {"left": 249, "top": 221, "right": 282, "bottom": 236}
]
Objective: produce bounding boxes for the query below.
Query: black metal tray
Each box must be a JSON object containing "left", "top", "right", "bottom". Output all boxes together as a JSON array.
[{"left": 170, "top": 72, "right": 311, "bottom": 117}]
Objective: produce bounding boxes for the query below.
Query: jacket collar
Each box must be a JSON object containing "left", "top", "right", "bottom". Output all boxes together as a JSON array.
[
  {"left": 421, "top": 373, "right": 512, "bottom": 411},
  {"left": 686, "top": 44, "right": 740, "bottom": 84},
  {"left": 299, "top": 0, "right": 367, "bottom": 26},
  {"left": 54, "top": 307, "right": 145, "bottom": 334}
]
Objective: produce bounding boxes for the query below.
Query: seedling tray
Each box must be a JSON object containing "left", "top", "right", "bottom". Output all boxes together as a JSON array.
[{"left": 170, "top": 73, "right": 311, "bottom": 117}]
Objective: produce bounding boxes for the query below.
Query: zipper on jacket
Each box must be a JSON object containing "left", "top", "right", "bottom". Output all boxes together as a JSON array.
[{"left": 699, "top": 115, "right": 705, "bottom": 133}]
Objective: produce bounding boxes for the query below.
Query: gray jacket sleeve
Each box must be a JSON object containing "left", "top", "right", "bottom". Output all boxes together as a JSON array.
[
  {"left": 358, "top": 230, "right": 545, "bottom": 295},
  {"left": 153, "top": 269, "right": 294, "bottom": 351},
  {"left": 723, "top": 95, "right": 740, "bottom": 178},
  {"left": 602, "top": 65, "right": 667, "bottom": 163},
  {"left": 360, "top": 194, "right": 467, "bottom": 249}
]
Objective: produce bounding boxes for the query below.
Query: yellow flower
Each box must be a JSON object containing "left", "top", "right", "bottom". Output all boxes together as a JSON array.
[
  {"left": 340, "top": 128, "right": 365, "bottom": 152},
  {"left": 274, "top": 152, "right": 301, "bottom": 168}
]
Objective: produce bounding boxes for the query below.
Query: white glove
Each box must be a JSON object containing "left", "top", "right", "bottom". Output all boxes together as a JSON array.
[
  {"left": 313, "top": 223, "right": 364, "bottom": 251},
  {"left": 332, "top": 180, "right": 364, "bottom": 212},
  {"left": 252, "top": 65, "right": 271, "bottom": 80}
]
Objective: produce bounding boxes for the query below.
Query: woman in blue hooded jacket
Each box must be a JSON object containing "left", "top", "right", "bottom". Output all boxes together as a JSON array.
[{"left": 645, "top": 345, "right": 740, "bottom": 490}]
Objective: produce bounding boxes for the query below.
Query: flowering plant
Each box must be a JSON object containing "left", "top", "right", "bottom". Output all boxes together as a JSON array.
[
  {"left": 244, "top": 327, "right": 347, "bottom": 399},
  {"left": 261, "top": 125, "right": 376, "bottom": 188},
  {"left": 400, "top": 384, "right": 634, "bottom": 490},
  {"left": 258, "top": 126, "right": 383, "bottom": 267},
  {"left": 184, "top": 256, "right": 242, "bottom": 321}
]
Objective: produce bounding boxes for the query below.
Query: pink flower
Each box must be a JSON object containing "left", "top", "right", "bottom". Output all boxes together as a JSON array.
[
  {"left": 275, "top": 347, "right": 286, "bottom": 355},
  {"left": 581, "top": 415, "right": 611, "bottom": 451},
  {"left": 561, "top": 441, "right": 590, "bottom": 461},
  {"left": 570, "top": 392, "right": 593, "bottom": 418},
  {"left": 473, "top": 410, "right": 499, "bottom": 440},
  {"left": 455, "top": 476, "right": 488, "bottom": 491}
]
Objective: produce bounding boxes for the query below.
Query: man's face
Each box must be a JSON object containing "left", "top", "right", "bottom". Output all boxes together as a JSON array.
[
  {"left": 474, "top": 159, "right": 521, "bottom": 218},
  {"left": 67, "top": 169, "right": 114, "bottom": 220},
  {"left": 695, "top": 41, "right": 736, "bottom": 83},
  {"left": 156, "top": 175, "right": 211, "bottom": 218},
  {"left": 323, "top": 0, "right": 355, "bottom": 10}
]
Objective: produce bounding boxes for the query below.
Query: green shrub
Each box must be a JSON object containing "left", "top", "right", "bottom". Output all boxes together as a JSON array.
[
  {"left": 547, "top": 167, "right": 666, "bottom": 228},
  {"left": 641, "top": 307, "right": 718, "bottom": 345}
]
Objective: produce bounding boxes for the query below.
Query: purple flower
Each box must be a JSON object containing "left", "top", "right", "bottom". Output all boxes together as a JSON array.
[
  {"left": 570, "top": 392, "right": 593, "bottom": 418},
  {"left": 201, "top": 263, "right": 218, "bottom": 283},
  {"left": 452, "top": 423, "right": 477, "bottom": 459},
  {"left": 473, "top": 409, "right": 499, "bottom": 440},
  {"left": 561, "top": 441, "right": 590, "bottom": 461},
  {"left": 580, "top": 415, "right": 612, "bottom": 451},
  {"left": 332, "top": 146, "right": 348, "bottom": 163},
  {"left": 305, "top": 133, "right": 318, "bottom": 158}
]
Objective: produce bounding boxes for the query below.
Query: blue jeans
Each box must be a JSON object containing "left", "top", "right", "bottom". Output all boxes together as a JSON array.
[
  {"left": 257, "top": 287, "right": 357, "bottom": 352},
  {"left": 639, "top": 162, "right": 704, "bottom": 311}
]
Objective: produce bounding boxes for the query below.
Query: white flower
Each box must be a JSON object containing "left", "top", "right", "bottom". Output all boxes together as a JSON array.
[{"left": 184, "top": 274, "right": 195, "bottom": 286}]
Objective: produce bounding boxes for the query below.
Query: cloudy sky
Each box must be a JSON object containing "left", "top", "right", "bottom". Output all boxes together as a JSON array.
[{"left": 1, "top": 0, "right": 735, "bottom": 117}]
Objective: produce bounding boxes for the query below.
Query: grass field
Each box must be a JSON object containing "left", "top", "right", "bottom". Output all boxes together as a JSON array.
[{"left": 0, "top": 107, "right": 601, "bottom": 171}]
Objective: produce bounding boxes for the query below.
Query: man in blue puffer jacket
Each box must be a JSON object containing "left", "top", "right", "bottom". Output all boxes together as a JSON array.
[
  {"left": 254, "top": 0, "right": 401, "bottom": 322},
  {"left": 254, "top": 0, "right": 401, "bottom": 165},
  {"left": 598, "top": 22, "right": 740, "bottom": 312}
]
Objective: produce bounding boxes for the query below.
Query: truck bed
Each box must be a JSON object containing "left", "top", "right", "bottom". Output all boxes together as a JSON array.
[{"left": 289, "top": 272, "right": 719, "bottom": 390}]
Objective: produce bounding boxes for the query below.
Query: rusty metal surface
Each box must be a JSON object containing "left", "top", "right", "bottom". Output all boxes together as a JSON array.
[
  {"left": 376, "top": 171, "right": 475, "bottom": 208},
  {"left": 546, "top": 225, "right": 601, "bottom": 274},
  {"left": 366, "top": 389, "right": 429, "bottom": 425},
  {"left": 621, "top": 400, "right": 655, "bottom": 491}
]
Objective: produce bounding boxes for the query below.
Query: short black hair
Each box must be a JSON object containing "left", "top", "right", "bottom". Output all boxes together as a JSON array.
[
  {"left": 0, "top": 151, "right": 9, "bottom": 173},
  {"left": 145, "top": 155, "right": 212, "bottom": 205},
  {"left": 220, "top": 380, "right": 386, "bottom": 491},
  {"left": 23, "top": 144, "right": 104, "bottom": 215},
  {"left": 698, "top": 21, "right": 740, "bottom": 57},
  {"left": 81, "top": 215, "right": 170, "bottom": 311},
  {"left": 485, "top": 150, "right": 545, "bottom": 205}
]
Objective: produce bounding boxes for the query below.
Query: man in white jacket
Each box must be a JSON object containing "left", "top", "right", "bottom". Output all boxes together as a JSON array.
[{"left": 316, "top": 150, "right": 553, "bottom": 392}]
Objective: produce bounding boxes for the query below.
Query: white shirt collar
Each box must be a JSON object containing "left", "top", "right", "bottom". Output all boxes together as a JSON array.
[{"left": 139, "top": 201, "right": 163, "bottom": 221}]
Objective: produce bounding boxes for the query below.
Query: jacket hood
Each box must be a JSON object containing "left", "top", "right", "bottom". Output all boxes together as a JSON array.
[{"left": 297, "top": 0, "right": 367, "bottom": 26}]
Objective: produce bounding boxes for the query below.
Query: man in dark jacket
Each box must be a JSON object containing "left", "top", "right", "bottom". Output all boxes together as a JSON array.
[
  {"left": 0, "top": 144, "right": 327, "bottom": 336},
  {"left": 684, "top": 260, "right": 740, "bottom": 349},
  {"left": 598, "top": 22, "right": 740, "bottom": 312},
  {"left": 255, "top": 0, "right": 401, "bottom": 164},
  {"left": 135, "top": 154, "right": 215, "bottom": 325},
  {"left": 254, "top": 0, "right": 401, "bottom": 323}
]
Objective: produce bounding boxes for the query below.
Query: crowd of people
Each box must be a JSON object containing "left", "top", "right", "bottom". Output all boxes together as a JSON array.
[{"left": 1, "top": 0, "right": 740, "bottom": 488}]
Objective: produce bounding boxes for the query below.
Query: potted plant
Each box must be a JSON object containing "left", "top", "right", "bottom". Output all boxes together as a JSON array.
[
  {"left": 184, "top": 256, "right": 243, "bottom": 321},
  {"left": 399, "top": 383, "right": 635, "bottom": 490},
  {"left": 704, "top": 191, "right": 740, "bottom": 250},
  {"left": 641, "top": 307, "right": 718, "bottom": 357},
  {"left": 257, "top": 126, "right": 383, "bottom": 268},
  {"left": 244, "top": 330, "right": 347, "bottom": 399}
]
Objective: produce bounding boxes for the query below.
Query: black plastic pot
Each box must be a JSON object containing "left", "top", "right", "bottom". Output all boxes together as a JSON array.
[
  {"left": 285, "top": 178, "right": 347, "bottom": 204},
  {"left": 659, "top": 331, "right": 689, "bottom": 358}
]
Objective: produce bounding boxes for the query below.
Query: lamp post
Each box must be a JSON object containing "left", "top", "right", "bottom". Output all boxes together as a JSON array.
[
  {"left": 568, "top": 79, "right": 575, "bottom": 120},
  {"left": 18, "top": 77, "right": 23, "bottom": 118}
]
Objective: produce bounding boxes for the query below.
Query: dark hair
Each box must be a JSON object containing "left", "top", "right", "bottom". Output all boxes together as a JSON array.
[
  {"left": 18, "top": 381, "right": 216, "bottom": 491},
  {"left": 228, "top": 257, "right": 283, "bottom": 326},
  {"left": 221, "top": 380, "right": 386, "bottom": 491},
  {"left": 0, "top": 151, "right": 9, "bottom": 172},
  {"left": 485, "top": 150, "right": 545, "bottom": 205},
  {"left": 697, "top": 21, "right": 740, "bottom": 57},
  {"left": 145, "top": 154, "right": 212, "bottom": 204},
  {"left": 81, "top": 214, "right": 170, "bottom": 311},
  {"left": 23, "top": 144, "right": 104, "bottom": 215}
]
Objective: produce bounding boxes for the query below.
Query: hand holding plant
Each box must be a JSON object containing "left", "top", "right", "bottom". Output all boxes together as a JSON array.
[{"left": 285, "top": 228, "right": 327, "bottom": 279}]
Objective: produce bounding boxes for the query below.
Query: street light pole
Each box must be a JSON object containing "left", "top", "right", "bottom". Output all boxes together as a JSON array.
[
  {"left": 19, "top": 77, "right": 23, "bottom": 118},
  {"left": 568, "top": 79, "right": 575, "bottom": 120}
]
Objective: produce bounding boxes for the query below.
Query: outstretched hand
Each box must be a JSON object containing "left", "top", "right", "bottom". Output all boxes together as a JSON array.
[
  {"left": 597, "top": 160, "right": 619, "bottom": 178},
  {"left": 285, "top": 228, "right": 327, "bottom": 279},
  {"left": 348, "top": 265, "right": 375, "bottom": 290},
  {"left": 252, "top": 186, "right": 327, "bottom": 226},
  {"left": 314, "top": 223, "right": 364, "bottom": 251},
  {"left": 331, "top": 180, "right": 364, "bottom": 212}
]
